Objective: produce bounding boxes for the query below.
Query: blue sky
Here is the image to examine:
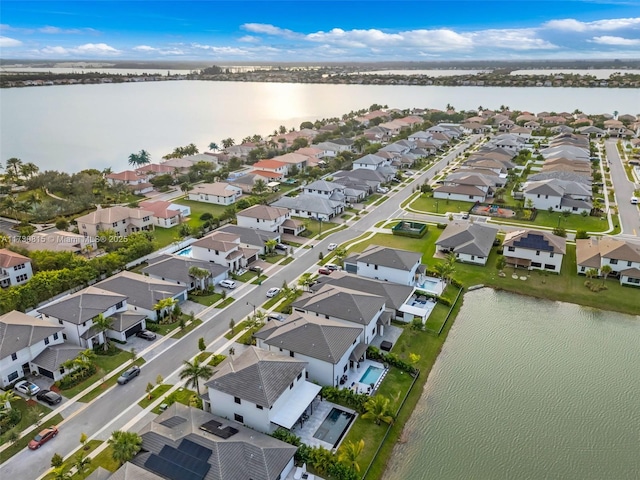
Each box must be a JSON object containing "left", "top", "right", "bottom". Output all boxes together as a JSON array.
[{"left": 1, "top": 1, "right": 639, "bottom": 61}]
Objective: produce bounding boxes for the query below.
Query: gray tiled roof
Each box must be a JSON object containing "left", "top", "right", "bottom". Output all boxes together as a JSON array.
[
  {"left": 0, "top": 311, "right": 63, "bottom": 359},
  {"left": 205, "top": 346, "right": 306, "bottom": 408},
  {"left": 218, "top": 225, "right": 280, "bottom": 247},
  {"left": 355, "top": 154, "right": 386, "bottom": 166},
  {"left": 310, "top": 272, "right": 413, "bottom": 310},
  {"left": 305, "top": 180, "right": 345, "bottom": 192},
  {"left": 134, "top": 403, "right": 296, "bottom": 480},
  {"left": 85, "top": 467, "right": 115, "bottom": 480},
  {"left": 334, "top": 168, "right": 386, "bottom": 182},
  {"left": 350, "top": 245, "right": 421, "bottom": 272},
  {"left": 143, "top": 254, "right": 228, "bottom": 285},
  {"left": 105, "top": 463, "right": 163, "bottom": 480},
  {"left": 255, "top": 312, "right": 361, "bottom": 364},
  {"left": 272, "top": 194, "right": 342, "bottom": 216},
  {"left": 38, "top": 286, "right": 127, "bottom": 324},
  {"left": 504, "top": 230, "right": 567, "bottom": 254},
  {"left": 292, "top": 284, "right": 385, "bottom": 325},
  {"left": 32, "top": 344, "right": 84, "bottom": 371},
  {"left": 96, "top": 271, "right": 186, "bottom": 311},
  {"left": 436, "top": 222, "right": 498, "bottom": 257},
  {"left": 109, "top": 312, "right": 147, "bottom": 332}
]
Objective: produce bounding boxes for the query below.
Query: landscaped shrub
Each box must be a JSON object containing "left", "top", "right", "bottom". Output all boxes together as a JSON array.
[
  {"left": 366, "top": 347, "right": 419, "bottom": 376},
  {"left": 576, "top": 229, "right": 590, "bottom": 239},
  {"left": 57, "top": 364, "right": 97, "bottom": 390},
  {"left": 271, "top": 428, "right": 301, "bottom": 446},
  {"left": 436, "top": 223, "right": 447, "bottom": 229},
  {"left": 320, "top": 386, "right": 368, "bottom": 413},
  {"left": 0, "top": 407, "right": 21, "bottom": 432}
]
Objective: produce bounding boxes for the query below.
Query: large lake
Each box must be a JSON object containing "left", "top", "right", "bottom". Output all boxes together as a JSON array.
[
  {"left": 1, "top": 81, "right": 638, "bottom": 172},
  {"left": 385, "top": 289, "right": 640, "bottom": 480}
]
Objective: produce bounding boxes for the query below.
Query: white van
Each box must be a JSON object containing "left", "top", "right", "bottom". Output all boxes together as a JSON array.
[
  {"left": 219, "top": 279, "right": 237, "bottom": 289},
  {"left": 631, "top": 196, "right": 639, "bottom": 205}
]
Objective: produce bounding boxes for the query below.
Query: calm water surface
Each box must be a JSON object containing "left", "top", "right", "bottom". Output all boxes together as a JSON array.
[
  {"left": 510, "top": 69, "right": 640, "bottom": 79},
  {"left": 1, "top": 81, "right": 637, "bottom": 172},
  {"left": 385, "top": 289, "right": 640, "bottom": 480}
]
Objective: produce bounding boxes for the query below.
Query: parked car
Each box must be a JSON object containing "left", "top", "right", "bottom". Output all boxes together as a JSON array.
[
  {"left": 249, "top": 265, "right": 262, "bottom": 273},
  {"left": 219, "top": 279, "right": 237, "bottom": 289},
  {"left": 631, "top": 196, "right": 638, "bottom": 205},
  {"left": 377, "top": 187, "right": 389, "bottom": 194},
  {"left": 28, "top": 426, "right": 58, "bottom": 450},
  {"left": 266, "top": 287, "right": 281, "bottom": 298},
  {"left": 318, "top": 267, "right": 332, "bottom": 275},
  {"left": 14, "top": 380, "right": 40, "bottom": 396},
  {"left": 324, "top": 263, "right": 340, "bottom": 272},
  {"left": 267, "top": 313, "right": 284, "bottom": 321},
  {"left": 461, "top": 212, "right": 470, "bottom": 220},
  {"left": 275, "top": 243, "right": 288, "bottom": 251},
  {"left": 117, "top": 365, "right": 141, "bottom": 385},
  {"left": 36, "top": 390, "right": 62, "bottom": 406},
  {"left": 136, "top": 329, "right": 157, "bottom": 341},
  {"left": 327, "top": 243, "right": 338, "bottom": 251}
]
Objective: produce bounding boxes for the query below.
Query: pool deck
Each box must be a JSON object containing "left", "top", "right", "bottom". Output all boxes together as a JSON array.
[
  {"left": 338, "top": 359, "right": 387, "bottom": 395},
  {"left": 291, "top": 398, "right": 356, "bottom": 451}
]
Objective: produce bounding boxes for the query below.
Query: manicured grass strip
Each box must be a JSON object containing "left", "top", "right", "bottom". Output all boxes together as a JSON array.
[
  {"left": 409, "top": 195, "right": 472, "bottom": 215},
  {"left": 0, "top": 413, "right": 64, "bottom": 464},
  {"left": 208, "top": 354, "right": 226, "bottom": 367},
  {"left": 188, "top": 292, "right": 223, "bottom": 307},
  {"left": 151, "top": 387, "right": 198, "bottom": 414},
  {"left": 317, "top": 224, "right": 348, "bottom": 240},
  {"left": 78, "top": 358, "right": 146, "bottom": 403},
  {"left": 172, "top": 319, "right": 203, "bottom": 339},
  {"left": 225, "top": 320, "right": 251, "bottom": 340},
  {"left": 261, "top": 292, "right": 285, "bottom": 310},
  {"left": 196, "top": 352, "right": 212, "bottom": 363},
  {"left": 137, "top": 384, "right": 172, "bottom": 410},
  {"left": 41, "top": 440, "right": 102, "bottom": 480},
  {"left": 0, "top": 399, "right": 51, "bottom": 445},
  {"left": 264, "top": 254, "right": 286, "bottom": 264},
  {"left": 215, "top": 297, "right": 235, "bottom": 309},
  {"left": 235, "top": 271, "right": 267, "bottom": 283},
  {"left": 279, "top": 257, "right": 294, "bottom": 266},
  {"left": 90, "top": 445, "right": 120, "bottom": 474}
]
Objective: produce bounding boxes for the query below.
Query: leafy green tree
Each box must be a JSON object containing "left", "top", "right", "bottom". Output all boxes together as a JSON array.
[
  {"left": 51, "top": 453, "right": 64, "bottom": 468},
  {"left": 179, "top": 357, "right": 213, "bottom": 394},
  {"left": 108, "top": 430, "right": 143, "bottom": 466},
  {"left": 264, "top": 238, "right": 278, "bottom": 254},
  {"left": 93, "top": 313, "right": 114, "bottom": 352},
  {"left": 80, "top": 432, "right": 89, "bottom": 450},
  {"left": 198, "top": 337, "right": 206, "bottom": 352},
  {"left": 0, "top": 389, "right": 19, "bottom": 410},
  {"left": 362, "top": 395, "right": 394, "bottom": 425},
  {"left": 229, "top": 318, "right": 235, "bottom": 334},
  {"left": 337, "top": 439, "right": 365, "bottom": 472},
  {"left": 252, "top": 179, "right": 267, "bottom": 194},
  {"left": 74, "top": 452, "right": 91, "bottom": 476},
  {"left": 146, "top": 382, "right": 154, "bottom": 400},
  {"left": 221, "top": 138, "right": 235, "bottom": 149}
]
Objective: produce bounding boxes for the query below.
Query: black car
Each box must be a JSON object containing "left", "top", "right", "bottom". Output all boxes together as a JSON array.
[
  {"left": 117, "top": 365, "right": 141, "bottom": 385},
  {"left": 36, "top": 390, "right": 62, "bottom": 406},
  {"left": 136, "top": 329, "right": 157, "bottom": 341},
  {"left": 249, "top": 266, "right": 262, "bottom": 273},
  {"left": 275, "top": 243, "right": 288, "bottom": 251}
]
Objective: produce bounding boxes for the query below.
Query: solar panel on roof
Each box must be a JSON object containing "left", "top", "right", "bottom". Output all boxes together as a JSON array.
[
  {"left": 199, "top": 420, "right": 223, "bottom": 434},
  {"left": 159, "top": 416, "right": 187, "bottom": 428},
  {"left": 145, "top": 454, "right": 205, "bottom": 480},
  {"left": 513, "top": 234, "right": 553, "bottom": 252},
  {"left": 179, "top": 438, "right": 212, "bottom": 460},
  {"left": 213, "top": 426, "right": 239, "bottom": 439}
]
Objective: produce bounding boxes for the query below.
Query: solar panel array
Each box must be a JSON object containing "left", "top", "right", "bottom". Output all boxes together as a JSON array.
[
  {"left": 199, "top": 420, "right": 239, "bottom": 439},
  {"left": 159, "top": 416, "right": 187, "bottom": 428},
  {"left": 513, "top": 234, "right": 554, "bottom": 252},
  {"left": 199, "top": 420, "right": 222, "bottom": 434},
  {"left": 144, "top": 440, "right": 212, "bottom": 480}
]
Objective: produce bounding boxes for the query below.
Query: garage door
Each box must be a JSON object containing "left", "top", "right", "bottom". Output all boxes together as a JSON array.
[
  {"left": 38, "top": 367, "right": 55, "bottom": 379},
  {"left": 124, "top": 322, "right": 143, "bottom": 338}
]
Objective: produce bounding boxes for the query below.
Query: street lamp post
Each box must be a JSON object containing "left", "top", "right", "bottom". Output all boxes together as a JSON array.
[{"left": 246, "top": 302, "right": 256, "bottom": 318}]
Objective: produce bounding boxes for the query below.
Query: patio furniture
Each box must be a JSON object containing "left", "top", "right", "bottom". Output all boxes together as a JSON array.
[
  {"left": 302, "top": 474, "right": 315, "bottom": 480},
  {"left": 380, "top": 340, "right": 393, "bottom": 352}
]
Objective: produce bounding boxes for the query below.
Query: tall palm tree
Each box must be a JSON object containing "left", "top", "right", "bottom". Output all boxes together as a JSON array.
[
  {"left": 362, "top": 395, "right": 394, "bottom": 426},
  {"left": 188, "top": 266, "right": 211, "bottom": 290},
  {"left": 93, "top": 314, "right": 114, "bottom": 352},
  {"left": 209, "top": 142, "right": 219, "bottom": 152},
  {"left": 264, "top": 238, "right": 278, "bottom": 254},
  {"left": 179, "top": 357, "right": 213, "bottom": 394},
  {"left": 51, "top": 466, "right": 72, "bottom": 480},
  {"left": 108, "top": 430, "right": 143, "bottom": 466},
  {"left": 74, "top": 452, "right": 91, "bottom": 476},
  {"left": 20, "top": 162, "right": 39, "bottom": 179},
  {"left": 252, "top": 179, "right": 267, "bottom": 195},
  {"left": 600, "top": 264, "right": 612, "bottom": 285},
  {"left": 337, "top": 439, "right": 365, "bottom": 472},
  {"left": 0, "top": 390, "right": 20, "bottom": 410},
  {"left": 5, "top": 157, "right": 22, "bottom": 178}
]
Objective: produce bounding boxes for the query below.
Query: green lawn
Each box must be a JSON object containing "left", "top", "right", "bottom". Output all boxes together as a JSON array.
[
  {"left": 138, "top": 384, "right": 172, "bottom": 409},
  {"left": 151, "top": 320, "right": 181, "bottom": 336},
  {"left": 41, "top": 440, "right": 103, "bottom": 480},
  {"left": 234, "top": 271, "right": 267, "bottom": 283},
  {"left": 151, "top": 226, "right": 183, "bottom": 249},
  {"left": 424, "top": 302, "right": 453, "bottom": 332},
  {"left": 261, "top": 291, "right": 285, "bottom": 310},
  {"left": 89, "top": 445, "right": 120, "bottom": 475},
  {"left": 0, "top": 399, "right": 51, "bottom": 445},
  {"left": 0, "top": 413, "right": 64, "bottom": 464},
  {"left": 264, "top": 254, "right": 286, "bottom": 264},
  {"left": 505, "top": 210, "right": 611, "bottom": 232},
  {"left": 294, "top": 217, "right": 337, "bottom": 238},
  {"left": 215, "top": 297, "right": 235, "bottom": 309},
  {"left": 172, "top": 197, "right": 229, "bottom": 229},
  {"left": 279, "top": 257, "right": 294, "bottom": 266},
  {"left": 345, "top": 231, "right": 442, "bottom": 264},
  {"left": 188, "top": 291, "right": 223, "bottom": 307},
  {"left": 225, "top": 319, "right": 252, "bottom": 339},
  {"left": 151, "top": 387, "right": 198, "bottom": 414},
  {"left": 78, "top": 357, "right": 146, "bottom": 403},
  {"left": 362, "top": 194, "right": 382, "bottom": 205},
  {"left": 172, "top": 319, "right": 203, "bottom": 339},
  {"left": 409, "top": 194, "right": 473, "bottom": 215}
]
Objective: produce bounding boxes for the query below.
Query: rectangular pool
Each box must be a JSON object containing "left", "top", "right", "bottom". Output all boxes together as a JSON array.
[
  {"left": 176, "top": 246, "right": 192, "bottom": 257},
  {"left": 313, "top": 408, "right": 355, "bottom": 448},
  {"left": 359, "top": 365, "right": 384, "bottom": 386}
]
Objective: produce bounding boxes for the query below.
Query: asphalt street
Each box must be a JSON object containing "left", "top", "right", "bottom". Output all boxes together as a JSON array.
[{"left": 604, "top": 139, "right": 640, "bottom": 237}]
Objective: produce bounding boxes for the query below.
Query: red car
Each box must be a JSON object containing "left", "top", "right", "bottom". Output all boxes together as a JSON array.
[
  {"left": 318, "top": 267, "right": 332, "bottom": 275},
  {"left": 28, "top": 426, "right": 58, "bottom": 449}
]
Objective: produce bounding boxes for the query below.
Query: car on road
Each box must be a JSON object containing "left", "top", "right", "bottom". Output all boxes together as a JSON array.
[
  {"left": 117, "top": 365, "right": 141, "bottom": 385},
  {"left": 327, "top": 243, "right": 338, "bottom": 251},
  {"left": 219, "top": 279, "right": 237, "bottom": 289},
  {"left": 266, "top": 287, "right": 281, "bottom": 298},
  {"left": 318, "top": 267, "right": 332, "bottom": 275},
  {"left": 631, "top": 196, "right": 638, "bottom": 205},
  {"left": 14, "top": 380, "right": 40, "bottom": 396},
  {"left": 28, "top": 426, "right": 58, "bottom": 450},
  {"left": 36, "top": 390, "right": 62, "bottom": 406},
  {"left": 136, "top": 329, "right": 157, "bottom": 341}
]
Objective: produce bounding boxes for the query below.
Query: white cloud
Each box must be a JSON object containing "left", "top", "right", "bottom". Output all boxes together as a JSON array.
[
  {"left": 0, "top": 36, "right": 22, "bottom": 47},
  {"left": 37, "top": 43, "right": 121, "bottom": 57},
  {"left": 38, "top": 26, "right": 97, "bottom": 34},
  {"left": 133, "top": 45, "right": 157, "bottom": 51},
  {"left": 238, "top": 35, "right": 260, "bottom": 43},
  {"left": 471, "top": 29, "right": 558, "bottom": 50},
  {"left": 591, "top": 35, "right": 640, "bottom": 45},
  {"left": 544, "top": 17, "right": 640, "bottom": 32},
  {"left": 40, "top": 46, "right": 71, "bottom": 55},
  {"left": 241, "top": 23, "right": 298, "bottom": 38}
]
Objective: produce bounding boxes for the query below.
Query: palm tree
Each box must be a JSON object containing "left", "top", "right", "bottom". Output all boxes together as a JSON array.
[
  {"left": 337, "top": 439, "right": 365, "bottom": 472},
  {"left": 108, "top": 430, "right": 143, "bottom": 466},
  {"left": 434, "top": 257, "right": 456, "bottom": 285},
  {"left": 5, "top": 157, "right": 22, "bottom": 178},
  {"left": 209, "top": 142, "right": 219, "bottom": 152},
  {"left": 353, "top": 137, "right": 370, "bottom": 153},
  {"left": 128, "top": 150, "right": 151, "bottom": 167},
  {"left": 153, "top": 297, "right": 178, "bottom": 320},
  {"left": 0, "top": 390, "right": 20, "bottom": 411},
  {"left": 74, "top": 452, "right": 91, "bottom": 476},
  {"left": 20, "top": 162, "right": 39, "bottom": 179},
  {"left": 252, "top": 179, "right": 267, "bottom": 194},
  {"left": 297, "top": 273, "right": 314, "bottom": 292},
  {"left": 93, "top": 314, "right": 113, "bottom": 352},
  {"left": 264, "top": 238, "right": 278, "bottom": 254},
  {"left": 51, "top": 466, "right": 72, "bottom": 480},
  {"left": 179, "top": 357, "right": 213, "bottom": 394},
  {"left": 585, "top": 268, "right": 599, "bottom": 280},
  {"left": 0, "top": 234, "right": 10, "bottom": 249},
  {"left": 188, "top": 266, "right": 211, "bottom": 290},
  {"left": 333, "top": 247, "right": 347, "bottom": 266},
  {"left": 180, "top": 182, "right": 191, "bottom": 194},
  {"left": 362, "top": 395, "right": 394, "bottom": 425},
  {"left": 600, "top": 264, "right": 612, "bottom": 285}
]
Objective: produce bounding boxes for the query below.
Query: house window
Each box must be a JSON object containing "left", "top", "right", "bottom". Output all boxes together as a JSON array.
[
  {"left": 143, "top": 216, "right": 150, "bottom": 222},
  {"left": 290, "top": 351, "right": 295, "bottom": 357},
  {"left": 550, "top": 252, "right": 554, "bottom": 258},
  {"left": 297, "top": 372, "right": 302, "bottom": 381},
  {"left": 610, "top": 259, "right": 618, "bottom": 265},
  {"left": 11, "top": 353, "right": 17, "bottom": 361},
  {"left": 507, "top": 246, "right": 515, "bottom": 252},
  {"left": 112, "top": 222, "right": 118, "bottom": 227},
  {"left": 45, "top": 337, "right": 49, "bottom": 345},
  {"left": 256, "top": 405, "right": 263, "bottom": 410},
  {"left": 82, "top": 322, "right": 86, "bottom": 327},
  {"left": 343, "top": 364, "right": 348, "bottom": 373},
  {"left": 234, "top": 414, "right": 244, "bottom": 423},
  {"left": 627, "top": 261, "right": 632, "bottom": 267},
  {"left": 53, "top": 333, "right": 59, "bottom": 340},
  {"left": 234, "top": 397, "right": 241, "bottom": 405},
  {"left": 116, "top": 301, "right": 123, "bottom": 309},
  {"left": 535, "top": 251, "right": 540, "bottom": 256},
  {"left": 531, "top": 262, "right": 542, "bottom": 268},
  {"left": 58, "top": 319, "right": 63, "bottom": 325},
  {"left": 374, "top": 265, "right": 378, "bottom": 270},
  {"left": 544, "top": 264, "right": 555, "bottom": 270},
  {"left": 62, "top": 333, "right": 67, "bottom": 340},
  {"left": 8, "top": 371, "right": 19, "bottom": 382},
  {"left": 580, "top": 266, "right": 585, "bottom": 272},
  {"left": 290, "top": 382, "right": 294, "bottom": 389}
]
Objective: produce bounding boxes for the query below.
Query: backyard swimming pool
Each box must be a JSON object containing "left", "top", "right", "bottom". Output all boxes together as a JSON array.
[
  {"left": 313, "top": 407, "right": 355, "bottom": 448},
  {"left": 359, "top": 365, "right": 384, "bottom": 386},
  {"left": 176, "top": 246, "right": 192, "bottom": 257}
]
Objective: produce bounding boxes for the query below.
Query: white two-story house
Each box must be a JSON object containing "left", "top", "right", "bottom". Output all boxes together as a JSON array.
[
  {"left": 204, "top": 346, "right": 321, "bottom": 434},
  {"left": 76, "top": 206, "right": 153, "bottom": 238},
  {"left": 576, "top": 236, "right": 640, "bottom": 286},
  {"left": 236, "top": 205, "right": 291, "bottom": 233},
  {"left": 190, "top": 231, "right": 255, "bottom": 270},
  {"left": 188, "top": 182, "right": 243, "bottom": 206},
  {"left": 353, "top": 154, "right": 389, "bottom": 171},
  {"left": 0, "top": 249, "right": 33, "bottom": 288},
  {"left": 523, "top": 179, "right": 592, "bottom": 214},
  {"left": 255, "top": 313, "right": 363, "bottom": 388},
  {"left": 503, "top": 230, "right": 566, "bottom": 272},
  {"left": 343, "top": 245, "right": 423, "bottom": 286}
]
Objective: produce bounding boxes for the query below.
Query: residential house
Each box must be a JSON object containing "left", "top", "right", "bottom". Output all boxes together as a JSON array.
[
  {"left": 128, "top": 403, "right": 296, "bottom": 480},
  {"left": 134, "top": 163, "right": 174, "bottom": 179},
  {"left": 0, "top": 310, "right": 71, "bottom": 387},
  {"left": 217, "top": 225, "right": 281, "bottom": 255},
  {"left": 96, "top": 271, "right": 188, "bottom": 322},
  {"left": 228, "top": 172, "right": 274, "bottom": 194},
  {"left": 255, "top": 312, "right": 363, "bottom": 387},
  {"left": 503, "top": 230, "right": 566, "bottom": 272},
  {"left": 353, "top": 154, "right": 388, "bottom": 171},
  {"left": 187, "top": 183, "right": 242, "bottom": 206},
  {"left": 270, "top": 153, "right": 308, "bottom": 171},
  {"left": 17, "top": 232, "right": 97, "bottom": 255},
  {"left": 315, "top": 139, "right": 355, "bottom": 157},
  {"left": 251, "top": 159, "right": 289, "bottom": 177},
  {"left": 236, "top": 205, "right": 291, "bottom": 233},
  {"left": 433, "top": 183, "right": 487, "bottom": 203},
  {"left": 523, "top": 179, "right": 592, "bottom": 214},
  {"left": 576, "top": 236, "right": 640, "bottom": 286},
  {"left": 138, "top": 200, "right": 190, "bottom": 228},
  {"left": 435, "top": 222, "right": 497, "bottom": 265},
  {"left": 343, "top": 245, "right": 422, "bottom": 286},
  {"left": 334, "top": 169, "right": 386, "bottom": 194},
  {"left": 190, "top": 231, "right": 258, "bottom": 270},
  {"left": 142, "top": 255, "right": 228, "bottom": 292},
  {"left": 0, "top": 249, "right": 33, "bottom": 288},
  {"left": 105, "top": 170, "right": 154, "bottom": 195},
  {"left": 291, "top": 284, "right": 387, "bottom": 343},
  {"left": 271, "top": 194, "right": 343, "bottom": 221},
  {"left": 76, "top": 206, "right": 153, "bottom": 238},
  {"left": 204, "top": 346, "right": 321, "bottom": 434}
]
